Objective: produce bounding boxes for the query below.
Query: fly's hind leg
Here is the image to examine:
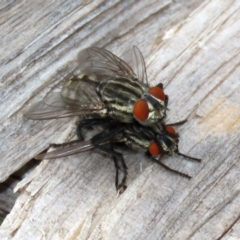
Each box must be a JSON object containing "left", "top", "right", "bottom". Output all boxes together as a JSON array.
[
  {"left": 77, "top": 116, "right": 119, "bottom": 141},
  {"left": 48, "top": 119, "right": 84, "bottom": 149},
  {"left": 93, "top": 142, "right": 128, "bottom": 194},
  {"left": 48, "top": 118, "right": 85, "bottom": 149},
  {"left": 145, "top": 151, "right": 192, "bottom": 179},
  {"left": 112, "top": 154, "right": 128, "bottom": 194},
  {"left": 51, "top": 117, "right": 117, "bottom": 149}
]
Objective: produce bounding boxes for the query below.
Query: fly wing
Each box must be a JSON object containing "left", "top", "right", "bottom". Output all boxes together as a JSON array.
[
  {"left": 131, "top": 46, "right": 148, "bottom": 85},
  {"left": 25, "top": 47, "right": 148, "bottom": 120},
  {"left": 24, "top": 73, "right": 107, "bottom": 120},
  {"left": 35, "top": 139, "right": 95, "bottom": 159},
  {"left": 60, "top": 74, "right": 102, "bottom": 106},
  {"left": 24, "top": 93, "right": 107, "bottom": 120},
  {"left": 35, "top": 133, "right": 126, "bottom": 159},
  {"left": 77, "top": 47, "right": 137, "bottom": 80}
]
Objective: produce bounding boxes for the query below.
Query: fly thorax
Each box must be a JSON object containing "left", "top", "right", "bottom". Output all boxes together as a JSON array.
[
  {"left": 97, "top": 78, "right": 145, "bottom": 123},
  {"left": 125, "top": 133, "right": 150, "bottom": 151}
]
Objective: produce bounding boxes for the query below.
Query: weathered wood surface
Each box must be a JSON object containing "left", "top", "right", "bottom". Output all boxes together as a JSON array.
[
  {"left": 0, "top": 160, "right": 38, "bottom": 220},
  {"left": 0, "top": 0, "right": 202, "bottom": 182},
  {"left": 1, "top": 0, "right": 240, "bottom": 239}
]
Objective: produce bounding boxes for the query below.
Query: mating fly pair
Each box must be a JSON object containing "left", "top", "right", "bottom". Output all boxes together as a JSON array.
[{"left": 24, "top": 47, "right": 201, "bottom": 193}]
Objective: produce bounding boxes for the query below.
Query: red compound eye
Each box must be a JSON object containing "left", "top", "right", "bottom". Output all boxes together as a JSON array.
[
  {"left": 165, "top": 125, "right": 176, "bottom": 135},
  {"left": 133, "top": 99, "right": 149, "bottom": 121},
  {"left": 148, "top": 141, "right": 161, "bottom": 157},
  {"left": 148, "top": 87, "right": 165, "bottom": 101}
]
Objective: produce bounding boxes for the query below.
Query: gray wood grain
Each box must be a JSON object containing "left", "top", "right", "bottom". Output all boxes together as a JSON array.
[
  {"left": 0, "top": 0, "right": 202, "bottom": 182},
  {"left": 2, "top": 0, "right": 240, "bottom": 239}
]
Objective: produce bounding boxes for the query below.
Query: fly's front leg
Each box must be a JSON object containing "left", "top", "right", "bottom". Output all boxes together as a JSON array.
[
  {"left": 151, "top": 158, "right": 192, "bottom": 179},
  {"left": 145, "top": 151, "right": 192, "bottom": 179},
  {"left": 167, "top": 119, "right": 187, "bottom": 126}
]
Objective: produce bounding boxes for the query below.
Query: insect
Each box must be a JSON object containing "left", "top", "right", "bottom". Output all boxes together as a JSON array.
[
  {"left": 34, "top": 118, "right": 201, "bottom": 193},
  {"left": 24, "top": 47, "right": 168, "bottom": 126},
  {"left": 24, "top": 46, "right": 200, "bottom": 193}
]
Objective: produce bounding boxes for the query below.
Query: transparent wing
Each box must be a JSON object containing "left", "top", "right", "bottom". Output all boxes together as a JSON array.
[
  {"left": 24, "top": 47, "right": 148, "bottom": 120},
  {"left": 35, "top": 134, "right": 126, "bottom": 159},
  {"left": 35, "top": 139, "right": 95, "bottom": 159},
  {"left": 77, "top": 47, "right": 137, "bottom": 80},
  {"left": 60, "top": 74, "right": 103, "bottom": 106},
  {"left": 131, "top": 46, "right": 148, "bottom": 85},
  {"left": 24, "top": 93, "right": 107, "bottom": 120}
]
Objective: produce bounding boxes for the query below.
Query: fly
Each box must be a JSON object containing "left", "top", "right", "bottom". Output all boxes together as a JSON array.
[
  {"left": 24, "top": 46, "right": 200, "bottom": 193},
  {"left": 24, "top": 47, "right": 168, "bottom": 126},
  {"left": 34, "top": 119, "right": 201, "bottom": 193}
]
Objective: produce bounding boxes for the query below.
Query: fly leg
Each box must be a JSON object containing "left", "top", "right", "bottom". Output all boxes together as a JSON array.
[
  {"left": 156, "top": 82, "right": 168, "bottom": 108},
  {"left": 165, "top": 95, "right": 169, "bottom": 108},
  {"left": 79, "top": 117, "right": 116, "bottom": 128},
  {"left": 167, "top": 119, "right": 188, "bottom": 126},
  {"left": 48, "top": 123, "right": 83, "bottom": 149},
  {"left": 77, "top": 117, "right": 119, "bottom": 141},
  {"left": 153, "top": 159, "right": 192, "bottom": 179},
  {"left": 112, "top": 154, "right": 128, "bottom": 194},
  {"left": 89, "top": 123, "right": 128, "bottom": 193},
  {"left": 51, "top": 118, "right": 120, "bottom": 149},
  {"left": 48, "top": 118, "right": 87, "bottom": 149},
  {"left": 148, "top": 155, "right": 192, "bottom": 179},
  {"left": 92, "top": 141, "right": 128, "bottom": 194},
  {"left": 175, "top": 148, "right": 202, "bottom": 162},
  {"left": 48, "top": 118, "right": 90, "bottom": 148}
]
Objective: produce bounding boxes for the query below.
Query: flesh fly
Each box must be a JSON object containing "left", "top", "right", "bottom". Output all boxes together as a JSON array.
[
  {"left": 24, "top": 46, "right": 201, "bottom": 193},
  {"left": 34, "top": 119, "right": 201, "bottom": 193},
  {"left": 24, "top": 47, "right": 168, "bottom": 126}
]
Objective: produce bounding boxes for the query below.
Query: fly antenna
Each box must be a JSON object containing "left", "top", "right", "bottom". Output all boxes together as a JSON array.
[{"left": 176, "top": 151, "right": 202, "bottom": 162}]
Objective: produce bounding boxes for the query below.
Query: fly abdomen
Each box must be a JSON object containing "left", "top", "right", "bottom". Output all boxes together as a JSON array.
[
  {"left": 60, "top": 74, "right": 109, "bottom": 118},
  {"left": 61, "top": 74, "right": 99, "bottom": 105},
  {"left": 124, "top": 129, "right": 150, "bottom": 151}
]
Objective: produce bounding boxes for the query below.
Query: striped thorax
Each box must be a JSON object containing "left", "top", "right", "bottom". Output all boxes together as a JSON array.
[{"left": 97, "top": 77, "right": 166, "bottom": 125}]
